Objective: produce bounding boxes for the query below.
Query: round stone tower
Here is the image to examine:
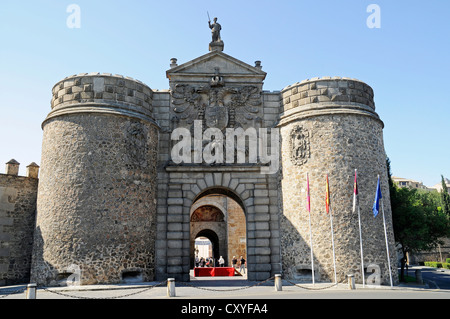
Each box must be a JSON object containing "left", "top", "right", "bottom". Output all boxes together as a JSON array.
[
  {"left": 278, "top": 77, "right": 398, "bottom": 285},
  {"left": 31, "top": 73, "right": 159, "bottom": 286}
]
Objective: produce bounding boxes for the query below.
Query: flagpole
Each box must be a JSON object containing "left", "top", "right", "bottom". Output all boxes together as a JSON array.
[
  {"left": 326, "top": 175, "right": 337, "bottom": 284},
  {"left": 308, "top": 209, "right": 315, "bottom": 286},
  {"left": 307, "top": 173, "right": 315, "bottom": 286},
  {"left": 357, "top": 202, "right": 365, "bottom": 288},
  {"left": 381, "top": 189, "right": 393, "bottom": 288},
  {"left": 354, "top": 169, "right": 365, "bottom": 287},
  {"left": 329, "top": 205, "right": 337, "bottom": 284}
]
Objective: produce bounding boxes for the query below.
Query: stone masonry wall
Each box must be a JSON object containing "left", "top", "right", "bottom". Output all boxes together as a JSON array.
[
  {"left": 227, "top": 197, "right": 247, "bottom": 266},
  {"left": 0, "top": 174, "right": 38, "bottom": 286},
  {"left": 31, "top": 74, "right": 159, "bottom": 286},
  {"left": 278, "top": 77, "right": 398, "bottom": 285}
]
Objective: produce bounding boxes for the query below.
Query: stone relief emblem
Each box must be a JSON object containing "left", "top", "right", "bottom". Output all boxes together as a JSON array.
[
  {"left": 205, "top": 88, "right": 230, "bottom": 130},
  {"left": 210, "top": 67, "right": 224, "bottom": 87},
  {"left": 170, "top": 79, "right": 262, "bottom": 132},
  {"left": 290, "top": 125, "right": 310, "bottom": 166},
  {"left": 125, "top": 122, "right": 148, "bottom": 167}
]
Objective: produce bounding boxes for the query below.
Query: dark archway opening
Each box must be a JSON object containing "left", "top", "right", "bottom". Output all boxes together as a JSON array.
[
  {"left": 121, "top": 270, "right": 143, "bottom": 283},
  {"left": 195, "top": 229, "right": 220, "bottom": 267}
]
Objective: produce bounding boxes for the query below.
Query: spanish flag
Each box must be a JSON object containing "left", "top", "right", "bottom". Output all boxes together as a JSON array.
[{"left": 325, "top": 174, "right": 330, "bottom": 214}]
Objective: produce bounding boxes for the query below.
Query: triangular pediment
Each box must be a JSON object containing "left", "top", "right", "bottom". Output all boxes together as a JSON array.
[{"left": 166, "top": 51, "right": 266, "bottom": 80}]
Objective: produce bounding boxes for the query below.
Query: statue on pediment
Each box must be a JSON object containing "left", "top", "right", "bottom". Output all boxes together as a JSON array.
[
  {"left": 208, "top": 17, "right": 222, "bottom": 43},
  {"left": 208, "top": 16, "right": 224, "bottom": 51}
]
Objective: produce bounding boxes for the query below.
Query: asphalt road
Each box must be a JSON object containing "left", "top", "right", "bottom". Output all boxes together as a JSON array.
[{"left": 405, "top": 266, "right": 450, "bottom": 289}]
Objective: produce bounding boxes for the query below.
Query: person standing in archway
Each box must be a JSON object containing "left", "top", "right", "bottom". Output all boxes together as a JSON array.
[
  {"left": 195, "top": 255, "right": 200, "bottom": 268},
  {"left": 239, "top": 256, "right": 246, "bottom": 274},
  {"left": 232, "top": 256, "right": 237, "bottom": 269}
]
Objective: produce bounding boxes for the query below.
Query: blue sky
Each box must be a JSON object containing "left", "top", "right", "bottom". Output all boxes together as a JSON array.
[{"left": 0, "top": 0, "right": 448, "bottom": 187}]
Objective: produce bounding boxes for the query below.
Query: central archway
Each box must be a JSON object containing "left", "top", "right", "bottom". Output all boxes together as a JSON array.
[
  {"left": 159, "top": 167, "right": 279, "bottom": 282},
  {"left": 189, "top": 190, "right": 247, "bottom": 277}
]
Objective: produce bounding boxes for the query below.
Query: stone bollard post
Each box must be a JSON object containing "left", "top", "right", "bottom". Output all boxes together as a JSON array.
[
  {"left": 167, "top": 278, "right": 176, "bottom": 297},
  {"left": 275, "top": 274, "right": 282, "bottom": 291},
  {"left": 348, "top": 274, "right": 356, "bottom": 290},
  {"left": 415, "top": 269, "right": 423, "bottom": 284},
  {"left": 26, "top": 283, "right": 37, "bottom": 299}
]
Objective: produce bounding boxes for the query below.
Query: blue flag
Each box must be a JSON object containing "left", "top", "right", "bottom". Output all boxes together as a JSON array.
[{"left": 372, "top": 176, "right": 382, "bottom": 217}]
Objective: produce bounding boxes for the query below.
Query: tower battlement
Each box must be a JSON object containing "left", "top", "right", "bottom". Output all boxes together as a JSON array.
[
  {"left": 47, "top": 73, "right": 156, "bottom": 127},
  {"left": 2, "top": 159, "right": 39, "bottom": 179},
  {"left": 281, "top": 76, "right": 375, "bottom": 112}
]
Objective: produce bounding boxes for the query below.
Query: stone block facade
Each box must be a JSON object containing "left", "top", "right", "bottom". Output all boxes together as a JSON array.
[
  {"left": 156, "top": 165, "right": 280, "bottom": 281},
  {"left": 279, "top": 78, "right": 396, "bottom": 284},
  {"left": 226, "top": 197, "right": 247, "bottom": 266}
]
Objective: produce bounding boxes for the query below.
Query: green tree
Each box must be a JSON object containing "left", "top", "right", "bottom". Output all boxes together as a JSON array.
[
  {"left": 440, "top": 175, "right": 450, "bottom": 216},
  {"left": 386, "top": 158, "right": 450, "bottom": 282}
]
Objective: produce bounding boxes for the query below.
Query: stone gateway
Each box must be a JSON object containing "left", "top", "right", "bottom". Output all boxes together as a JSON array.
[{"left": 0, "top": 21, "right": 398, "bottom": 287}]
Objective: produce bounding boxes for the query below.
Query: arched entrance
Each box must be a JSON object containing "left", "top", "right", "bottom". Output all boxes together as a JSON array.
[
  {"left": 193, "top": 230, "right": 220, "bottom": 266},
  {"left": 158, "top": 167, "right": 279, "bottom": 282},
  {"left": 189, "top": 192, "right": 247, "bottom": 276},
  {"left": 190, "top": 204, "right": 225, "bottom": 268}
]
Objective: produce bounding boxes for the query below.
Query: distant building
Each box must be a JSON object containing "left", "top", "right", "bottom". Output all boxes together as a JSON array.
[
  {"left": 429, "top": 178, "right": 450, "bottom": 193},
  {"left": 194, "top": 237, "right": 213, "bottom": 260},
  {"left": 392, "top": 176, "right": 428, "bottom": 190}
]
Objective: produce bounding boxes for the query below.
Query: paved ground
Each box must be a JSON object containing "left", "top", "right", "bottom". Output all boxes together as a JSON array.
[
  {"left": 1, "top": 267, "right": 449, "bottom": 301},
  {"left": 2, "top": 279, "right": 449, "bottom": 300},
  {"left": 1, "top": 271, "right": 448, "bottom": 318}
]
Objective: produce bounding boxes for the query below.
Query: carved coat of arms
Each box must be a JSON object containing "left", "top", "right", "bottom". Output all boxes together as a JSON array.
[
  {"left": 290, "top": 125, "right": 310, "bottom": 166},
  {"left": 205, "top": 88, "right": 229, "bottom": 130}
]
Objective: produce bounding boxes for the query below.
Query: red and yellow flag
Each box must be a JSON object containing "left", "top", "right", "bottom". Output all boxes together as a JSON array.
[{"left": 325, "top": 174, "right": 330, "bottom": 214}]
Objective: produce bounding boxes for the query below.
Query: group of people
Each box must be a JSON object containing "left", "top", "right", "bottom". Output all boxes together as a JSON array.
[
  {"left": 194, "top": 255, "right": 246, "bottom": 274},
  {"left": 195, "top": 256, "right": 215, "bottom": 268}
]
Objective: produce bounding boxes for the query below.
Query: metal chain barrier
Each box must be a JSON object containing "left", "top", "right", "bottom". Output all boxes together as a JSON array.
[
  {"left": 177, "top": 276, "right": 275, "bottom": 292},
  {"left": 1, "top": 275, "right": 349, "bottom": 299},
  {"left": 38, "top": 280, "right": 167, "bottom": 300},
  {"left": 283, "top": 278, "right": 346, "bottom": 290}
]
